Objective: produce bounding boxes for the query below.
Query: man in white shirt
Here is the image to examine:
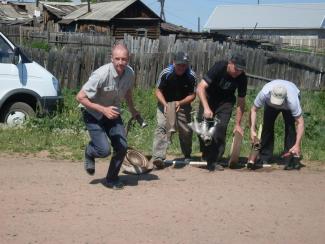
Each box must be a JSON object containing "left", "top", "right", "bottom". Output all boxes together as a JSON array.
[{"left": 250, "top": 79, "right": 304, "bottom": 169}]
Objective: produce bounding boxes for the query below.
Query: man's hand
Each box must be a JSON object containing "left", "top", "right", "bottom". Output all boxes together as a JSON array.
[
  {"left": 175, "top": 101, "right": 181, "bottom": 112},
  {"left": 163, "top": 103, "right": 168, "bottom": 114},
  {"left": 233, "top": 125, "right": 244, "bottom": 136},
  {"left": 102, "top": 106, "right": 120, "bottom": 119},
  {"left": 289, "top": 144, "right": 301, "bottom": 156},
  {"left": 203, "top": 107, "right": 213, "bottom": 119}
]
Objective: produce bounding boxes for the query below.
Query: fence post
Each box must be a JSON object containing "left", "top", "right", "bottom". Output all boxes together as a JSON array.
[{"left": 19, "top": 26, "right": 22, "bottom": 46}]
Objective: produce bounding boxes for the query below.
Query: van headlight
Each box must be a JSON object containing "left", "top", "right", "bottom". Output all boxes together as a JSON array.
[{"left": 52, "top": 77, "right": 60, "bottom": 92}]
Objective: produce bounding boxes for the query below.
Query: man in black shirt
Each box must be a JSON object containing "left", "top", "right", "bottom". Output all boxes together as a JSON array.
[
  {"left": 151, "top": 52, "right": 197, "bottom": 169},
  {"left": 197, "top": 52, "right": 248, "bottom": 171}
]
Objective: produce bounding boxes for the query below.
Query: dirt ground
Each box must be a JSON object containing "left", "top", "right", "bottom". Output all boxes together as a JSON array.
[{"left": 0, "top": 155, "right": 325, "bottom": 244}]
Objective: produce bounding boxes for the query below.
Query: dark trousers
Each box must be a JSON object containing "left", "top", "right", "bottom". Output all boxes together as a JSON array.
[
  {"left": 259, "top": 104, "right": 296, "bottom": 163},
  {"left": 199, "top": 102, "right": 233, "bottom": 164},
  {"left": 83, "top": 110, "right": 128, "bottom": 182}
]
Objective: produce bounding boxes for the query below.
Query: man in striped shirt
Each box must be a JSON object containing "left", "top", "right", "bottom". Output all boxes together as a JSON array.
[{"left": 151, "top": 52, "right": 197, "bottom": 169}]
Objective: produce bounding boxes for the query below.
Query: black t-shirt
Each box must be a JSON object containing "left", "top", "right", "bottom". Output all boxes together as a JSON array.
[
  {"left": 157, "top": 65, "right": 197, "bottom": 103},
  {"left": 203, "top": 61, "right": 247, "bottom": 107}
]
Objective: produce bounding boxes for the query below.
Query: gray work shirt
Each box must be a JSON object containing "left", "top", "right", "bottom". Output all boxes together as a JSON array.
[
  {"left": 81, "top": 63, "right": 135, "bottom": 120},
  {"left": 254, "top": 79, "right": 302, "bottom": 117}
]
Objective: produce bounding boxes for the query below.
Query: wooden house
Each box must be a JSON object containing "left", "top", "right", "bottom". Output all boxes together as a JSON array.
[{"left": 60, "top": 0, "right": 161, "bottom": 39}]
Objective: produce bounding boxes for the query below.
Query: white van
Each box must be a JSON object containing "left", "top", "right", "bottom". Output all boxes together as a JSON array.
[{"left": 0, "top": 32, "right": 63, "bottom": 126}]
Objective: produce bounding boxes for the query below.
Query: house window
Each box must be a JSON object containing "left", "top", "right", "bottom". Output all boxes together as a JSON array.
[
  {"left": 136, "top": 28, "right": 147, "bottom": 37},
  {"left": 88, "top": 25, "right": 96, "bottom": 33}
]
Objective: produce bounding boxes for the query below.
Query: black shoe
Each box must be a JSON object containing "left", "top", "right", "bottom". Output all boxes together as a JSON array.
[
  {"left": 207, "top": 163, "right": 224, "bottom": 172},
  {"left": 284, "top": 163, "right": 294, "bottom": 170},
  {"left": 184, "top": 157, "right": 192, "bottom": 164},
  {"left": 105, "top": 180, "right": 124, "bottom": 190},
  {"left": 84, "top": 152, "right": 95, "bottom": 175},
  {"left": 292, "top": 156, "right": 302, "bottom": 170},
  {"left": 152, "top": 158, "right": 165, "bottom": 169},
  {"left": 229, "top": 162, "right": 241, "bottom": 169},
  {"left": 247, "top": 161, "right": 263, "bottom": 170},
  {"left": 283, "top": 153, "right": 294, "bottom": 170},
  {"left": 247, "top": 161, "right": 254, "bottom": 169},
  {"left": 207, "top": 162, "right": 216, "bottom": 171}
]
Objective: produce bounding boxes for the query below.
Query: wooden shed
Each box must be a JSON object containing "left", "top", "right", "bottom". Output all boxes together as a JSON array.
[
  {"left": 41, "top": 2, "right": 84, "bottom": 32},
  {"left": 60, "top": 0, "right": 161, "bottom": 39}
]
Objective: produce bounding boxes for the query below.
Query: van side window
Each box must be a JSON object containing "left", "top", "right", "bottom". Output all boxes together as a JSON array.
[{"left": 0, "top": 37, "right": 14, "bottom": 64}]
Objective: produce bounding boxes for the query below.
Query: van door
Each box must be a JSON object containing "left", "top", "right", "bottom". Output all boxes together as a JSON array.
[{"left": 0, "top": 35, "right": 23, "bottom": 97}]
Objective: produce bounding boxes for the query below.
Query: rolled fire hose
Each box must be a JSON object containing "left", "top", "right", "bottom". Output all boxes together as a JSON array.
[{"left": 122, "top": 116, "right": 153, "bottom": 175}]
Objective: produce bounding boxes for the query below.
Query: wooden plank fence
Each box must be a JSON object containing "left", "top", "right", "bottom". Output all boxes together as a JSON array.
[{"left": 1, "top": 25, "right": 324, "bottom": 90}]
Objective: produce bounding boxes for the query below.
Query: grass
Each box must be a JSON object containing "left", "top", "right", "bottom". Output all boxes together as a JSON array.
[{"left": 0, "top": 88, "right": 324, "bottom": 162}]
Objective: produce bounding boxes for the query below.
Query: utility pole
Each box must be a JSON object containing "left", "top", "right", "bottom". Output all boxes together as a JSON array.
[
  {"left": 258, "top": 0, "right": 260, "bottom": 4},
  {"left": 87, "top": 0, "right": 91, "bottom": 13},
  {"left": 198, "top": 17, "right": 200, "bottom": 32},
  {"left": 158, "top": 0, "right": 166, "bottom": 21}
]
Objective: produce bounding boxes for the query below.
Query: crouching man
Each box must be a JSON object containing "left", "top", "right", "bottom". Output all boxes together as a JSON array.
[
  {"left": 250, "top": 79, "right": 304, "bottom": 169},
  {"left": 151, "top": 52, "right": 197, "bottom": 169},
  {"left": 196, "top": 52, "right": 247, "bottom": 171}
]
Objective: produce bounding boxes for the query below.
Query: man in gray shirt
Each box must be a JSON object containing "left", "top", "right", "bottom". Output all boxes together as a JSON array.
[
  {"left": 250, "top": 79, "right": 304, "bottom": 169},
  {"left": 76, "top": 44, "right": 140, "bottom": 190}
]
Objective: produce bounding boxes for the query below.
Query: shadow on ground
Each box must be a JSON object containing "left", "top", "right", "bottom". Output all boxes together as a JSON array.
[{"left": 89, "top": 173, "right": 159, "bottom": 187}]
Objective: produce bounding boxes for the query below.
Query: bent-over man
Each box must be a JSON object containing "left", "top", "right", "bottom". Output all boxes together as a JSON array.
[{"left": 250, "top": 79, "right": 304, "bottom": 170}]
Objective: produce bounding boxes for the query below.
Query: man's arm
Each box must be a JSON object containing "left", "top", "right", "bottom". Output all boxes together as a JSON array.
[
  {"left": 125, "top": 89, "right": 139, "bottom": 118},
  {"left": 250, "top": 105, "right": 259, "bottom": 143},
  {"left": 76, "top": 89, "right": 119, "bottom": 119},
  {"left": 197, "top": 79, "right": 213, "bottom": 118},
  {"left": 155, "top": 88, "right": 168, "bottom": 113},
  {"left": 233, "top": 97, "right": 245, "bottom": 136},
  {"left": 289, "top": 115, "right": 304, "bottom": 156},
  {"left": 175, "top": 93, "right": 196, "bottom": 112}
]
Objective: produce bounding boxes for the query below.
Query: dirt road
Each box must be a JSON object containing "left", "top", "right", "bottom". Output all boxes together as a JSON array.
[{"left": 1, "top": 155, "right": 325, "bottom": 244}]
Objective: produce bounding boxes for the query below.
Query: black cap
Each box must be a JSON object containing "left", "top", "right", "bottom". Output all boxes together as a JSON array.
[
  {"left": 230, "top": 52, "right": 246, "bottom": 70},
  {"left": 174, "top": 52, "right": 190, "bottom": 64}
]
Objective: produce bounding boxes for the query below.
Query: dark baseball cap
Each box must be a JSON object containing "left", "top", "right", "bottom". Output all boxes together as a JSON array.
[
  {"left": 230, "top": 52, "right": 246, "bottom": 70},
  {"left": 174, "top": 52, "right": 190, "bottom": 64}
]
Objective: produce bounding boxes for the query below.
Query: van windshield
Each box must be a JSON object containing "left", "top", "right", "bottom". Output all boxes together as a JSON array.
[{"left": 0, "top": 36, "right": 15, "bottom": 64}]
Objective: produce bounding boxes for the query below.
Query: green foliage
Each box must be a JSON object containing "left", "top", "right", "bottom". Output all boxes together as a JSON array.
[
  {"left": 29, "top": 41, "right": 51, "bottom": 51},
  {"left": 0, "top": 88, "right": 324, "bottom": 162}
]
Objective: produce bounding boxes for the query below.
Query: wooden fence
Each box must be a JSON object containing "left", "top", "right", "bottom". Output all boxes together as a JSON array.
[
  {"left": 1, "top": 26, "right": 324, "bottom": 90},
  {"left": 281, "top": 37, "right": 325, "bottom": 52}
]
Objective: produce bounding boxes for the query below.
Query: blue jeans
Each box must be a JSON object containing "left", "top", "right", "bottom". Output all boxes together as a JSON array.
[{"left": 83, "top": 110, "right": 128, "bottom": 182}]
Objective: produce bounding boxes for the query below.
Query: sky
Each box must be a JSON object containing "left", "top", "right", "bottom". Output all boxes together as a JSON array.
[{"left": 142, "top": 0, "right": 325, "bottom": 31}]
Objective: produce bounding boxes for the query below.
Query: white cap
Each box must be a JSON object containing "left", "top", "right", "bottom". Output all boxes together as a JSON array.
[{"left": 270, "top": 85, "right": 287, "bottom": 105}]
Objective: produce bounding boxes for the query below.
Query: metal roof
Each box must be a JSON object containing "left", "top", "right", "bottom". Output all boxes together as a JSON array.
[
  {"left": 0, "top": 3, "right": 31, "bottom": 20},
  {"left": 63, "top": 0, "right": 138, "bottom": 22},
  {"left": 205, "top": 3, "right": 325, "bottom": 30},
  {"left": 42, "top": 4, "right": 81, "bottom": 19}
]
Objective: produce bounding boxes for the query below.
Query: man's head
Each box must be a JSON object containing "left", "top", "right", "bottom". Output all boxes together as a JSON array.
[
  {"left": 270, "top": 85, "right": 287, "bottom": 106},
  {"left": 173, "top": 51, "right": 189, "bottom": 76},
  {"left": 227, "top": 52, "right": 246, "bottom": 78},
  {"left": 111, "top": 43, "right": 129, "bottom": 76}
]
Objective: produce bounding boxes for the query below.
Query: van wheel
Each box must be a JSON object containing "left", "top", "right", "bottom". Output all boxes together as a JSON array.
[{"left": 4, "top": 102, "right": 36, "bottom": 126}]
